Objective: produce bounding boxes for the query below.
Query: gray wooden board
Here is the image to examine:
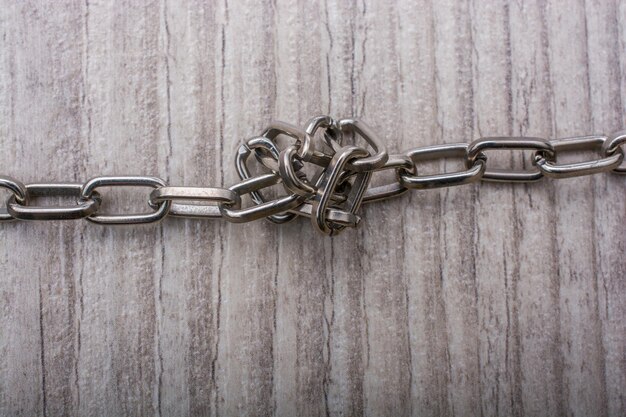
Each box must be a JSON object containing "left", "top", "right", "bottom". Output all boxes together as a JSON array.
[{"left": 0, "top": 0, "right": 625, "bottom": 416}]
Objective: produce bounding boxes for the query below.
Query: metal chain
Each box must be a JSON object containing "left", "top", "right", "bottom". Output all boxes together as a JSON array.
[{"left": 1, "top": 116, "right": 624, "bottom": 235}]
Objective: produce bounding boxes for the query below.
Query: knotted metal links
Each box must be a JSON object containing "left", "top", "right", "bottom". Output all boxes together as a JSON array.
[{"left": 1, "top": 115, "right": 624, "bottom": 235}]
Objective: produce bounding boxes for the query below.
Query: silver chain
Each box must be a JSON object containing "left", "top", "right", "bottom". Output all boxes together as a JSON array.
[{"left": 1, "top": 115, "right": 624, "bottom": 235}]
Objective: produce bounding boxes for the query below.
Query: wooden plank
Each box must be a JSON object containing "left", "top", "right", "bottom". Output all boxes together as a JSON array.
[
  {"left": 272, "top": 2, "right": 328, "bottom": 417},
  {"left": 546, "top": 1, "right": 611, "bottom": 416},
  {"left": 79, "top": 1, "right": 165, "bottom": 415},
  {"left": 353, "top": 2, "right": 412, "bottom": 415},
  {"left": 507, "top": 1, "right": 564, "bottom": 416},
  {"left": 586, "top": 2, "right": 626, "bottom": 417},
  {"left": 0, "top": 1, "right": 624, "bottom": 416}
]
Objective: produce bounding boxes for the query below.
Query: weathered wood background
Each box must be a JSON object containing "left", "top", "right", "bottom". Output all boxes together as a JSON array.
[{"left": 0, "top": 0, "right": 624, "bottom": 416}]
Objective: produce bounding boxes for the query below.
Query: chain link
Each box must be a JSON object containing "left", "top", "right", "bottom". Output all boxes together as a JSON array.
[
  {"left": 535, "top": 135, "right": 624, "bottom": 178},
  {"left": 8, "top": 183, "right": 101, "bottom": 221},
  {"left": 399, "top": 143, "right": 486, "bottom": 189},
  {"left": 601, "top": 131, "right": 626, "bottom": 174},
  {"left": 466, "top": 137, "right": 556, "bottom": 182},
  {"left": 80, "top": 176, "right": 170, "bottom": 225},
  {"left": 2, "top": 115, "right": 624, "bottom": 234},
  {"left": 0, "top": 176, "right": 28, "bottom": 221}
]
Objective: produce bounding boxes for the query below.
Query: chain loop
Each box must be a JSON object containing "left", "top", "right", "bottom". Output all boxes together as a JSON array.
[
  {"left": 0, "top": 176, "right": 28, "bottom": 221},
  {"left": 235, "top": 137, "right": 297, "bottom": 224},
  {"left": 7, "top": 183, "right": 101, "bottom": 221},
  {"left": 149, "top": 186, "right": 240, "bottom": 219},
  {"left": 304, "top": 115, "right": 343, "bottom": 166},
  {"left": 310, "top": 145, "right": 372, "bottom": 235},
  {"left": 535, "top": 135, "right": 624, "bottom": 178},
  {"left": 219, "top": 173, "right": 306, "bottom": 223},
  {"left": 80, "top": 176, "right": 170, "bottom": 225},
  {"left": 399, "top": 143, "right": 486, "bottom": 189},
  {"left": 288, "top": 203, "right": 361, "bottom": 228},
  {"left": 337, "top": 119, "right": 388, "bottom": 172},
  {"left": 278, "top": 144, "right": 318, "bottom": 197},
  {"left": 363, "top": 154, "right": 415, "bottom": 203},
  {"left": 262, "top": 121, "right": 312, "bottom": 162},
  {"left": 602, "top": 131, "right": 626, "bottom": 174},
  {"left": 467, "top": 137, "right": 555, "bottom": 182}
]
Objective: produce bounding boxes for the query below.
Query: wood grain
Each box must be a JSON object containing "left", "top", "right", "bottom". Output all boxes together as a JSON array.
[{"left": 0, "top": 1, "right": 624, "bottom": 416}]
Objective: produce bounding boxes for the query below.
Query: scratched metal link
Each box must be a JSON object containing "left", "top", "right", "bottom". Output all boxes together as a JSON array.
[{"left": 1, "top": 115, "right": 624, "bottom": 235}]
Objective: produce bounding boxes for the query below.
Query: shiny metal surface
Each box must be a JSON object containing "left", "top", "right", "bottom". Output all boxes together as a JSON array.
[
  {"left": 288, "top": 203, "right": 360, "bottom": 228},
  {"left": 303, "top": 115, "right": 343, "bottom": 167},
  {"left": 309, "top": 145, "right": 371, "bottom": 235},
  {"left": 338, "top": 119, "right": 388, "bottom": 172},
  {"left": 220, "top": 173, "right": 306, "bottom": 224},
  {"left": 399, "top": 143, "right": 486, "bottom": 189},
  {"left": 235, "top": 136, "right": 297, "bottom": 224},
  {"left": 7, "top": 183, "right": 101, "bottom": 221},
  {"left": 0, "top": 176, "right": 28, "bottom": 221},
  {"left": 536, "top": 135, "right": 624, "bottom": 178},
  {"left": 363, "top": 154, "right": 415, "bottom": 203},
  {"left": 467, "top": 137, "right": 555, "bottom": 182},
  {"left": 240, "top": 136, "right": 282, "bottom": 174},
  {"left": 150, "top": 186, "right": 240, "bottom": 219},
  {"left": 1, "top": 116, "right": 624, "bottom": 234},
  {"left": 262, "top": 120, "right": 311, "bottom": 161},
  {"left": 278, "top": 144, "right": 317, "bottom": 197},
  {"left": 80, "top": 176, "right": 170, "bottom": 225},
  {"left": 602, "top": 130, "right": 626, "bottom": 174}
]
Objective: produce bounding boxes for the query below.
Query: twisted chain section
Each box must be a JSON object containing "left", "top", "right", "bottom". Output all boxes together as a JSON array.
[{"left": 1, "top": 116, "right": 624, "bottom": 235}]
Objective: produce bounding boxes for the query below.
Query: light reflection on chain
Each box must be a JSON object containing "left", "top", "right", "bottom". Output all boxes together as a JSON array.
[{"left": 1, "top": 116, "right": 624, "bottom": 235}]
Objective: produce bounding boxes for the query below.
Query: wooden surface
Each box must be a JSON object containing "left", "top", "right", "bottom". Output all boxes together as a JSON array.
[{"left": 0, "top": 0, "right": 625, "bottom": 416}]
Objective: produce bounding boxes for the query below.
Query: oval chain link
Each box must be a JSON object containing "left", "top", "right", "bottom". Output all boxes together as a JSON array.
[
  {"left": 235, "top": 136, "right": 298, "bottom": 224},
  {"left": 399, "top": 143, "right": 486, "bottom": 190},
  {"left": 362, "top": 154, "right": 415, "bottom": 203},
  {"left": 309, "top": 145, "right": 372, "bottom": 235},
  {"left": 80, "top": 176, "right": 170, "bottom": 225},
  {"left": 149, "top": 186, "right": 241, "bottom": 219},
  {"left": 536, "top": 135, "right": 624, "bottom": 178},
  {"left": 8, "top": 183, "right": 101, "bottom": 221},
  {"left": 219, "top": 173, "right": 306, "bottom": 223},
  {"left": 602, "top": 131, "right": 626, "bottom": 174},
  {"left": 466, "top": 137, "right": 556, "bottom": 182},
  {"left": 0, "top": 176, "right": 28, "bottom": 221}
]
